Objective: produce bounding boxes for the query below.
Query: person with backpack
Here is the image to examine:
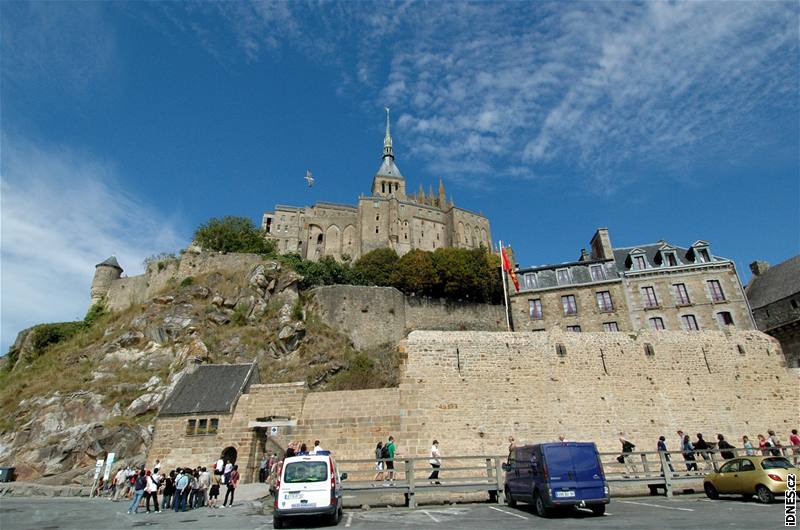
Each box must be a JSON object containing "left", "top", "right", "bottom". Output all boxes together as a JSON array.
[
  {"left": 618, "top": 434, "right": 637, "bottom": 477},
  {"left": 682, "top": 434, "right": 698, "bottom": 472},
  {"left": 372, "top": 442, "right": 384, "bottom": 485},
  {"left": 144, "top": 469, "right": 160, "bottom": 513},
  {"left": 127, "top": 470, "right": 147, "bottom": 514},
  {"left": 161, "top": 470, "right": 175, "bottom": 510},
  {"left": 222, "top": 464, "right": 239, "bottom": 507},
  {"left": 383, "top": 436, "right": 396, "bottom": 486}
]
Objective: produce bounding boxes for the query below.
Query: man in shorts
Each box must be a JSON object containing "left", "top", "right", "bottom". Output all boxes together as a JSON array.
[
  {"left": 385, "top": 436, "right": 396, "bottom": 486},
  {"left": 208, "top": 471, "right": 221, "bottom": 508}
]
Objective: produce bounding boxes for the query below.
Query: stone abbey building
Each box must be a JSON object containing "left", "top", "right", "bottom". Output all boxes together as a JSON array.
[
  {"left": 261, "top": 110, "right": 492, "bottom": 261},
  {"left": 510, "top": 228, "right": 756, "bottom": 334}
]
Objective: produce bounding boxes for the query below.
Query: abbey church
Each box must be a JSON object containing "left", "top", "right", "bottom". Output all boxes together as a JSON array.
[{"left": 261, "top": 111, "right": 492, "bottom": 261}]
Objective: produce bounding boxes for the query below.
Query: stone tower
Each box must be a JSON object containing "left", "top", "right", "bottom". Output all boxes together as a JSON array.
[{"left": 90, "top": 256, "right": 122, "bottom": 307}]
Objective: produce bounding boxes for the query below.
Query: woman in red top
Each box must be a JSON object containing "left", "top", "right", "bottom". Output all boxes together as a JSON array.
[{"left": 222, "top": 464, "right": 239, "bottom": 507}]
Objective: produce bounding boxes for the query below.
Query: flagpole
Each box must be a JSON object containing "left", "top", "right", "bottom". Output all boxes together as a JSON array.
[{"left": 499, "top": 240, "right": 511, "bottom": 332}]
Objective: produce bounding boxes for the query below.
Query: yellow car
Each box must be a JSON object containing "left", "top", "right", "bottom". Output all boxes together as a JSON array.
[{"left": 703, "top": 455, "right": 798, "bottom": 503}]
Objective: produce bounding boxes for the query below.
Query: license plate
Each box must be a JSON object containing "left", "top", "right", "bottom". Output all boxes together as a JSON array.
[
  {"left": 555, "top": 491, "right": 576, "bottom": 498},
  {"left": 291, "top": 502, "right": 316, "bottom": 508},
  {"left": 285, "top": 493, "right": 302, "bottom": 500}
]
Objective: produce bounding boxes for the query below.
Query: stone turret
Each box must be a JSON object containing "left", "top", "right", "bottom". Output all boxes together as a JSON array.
[{"left": 90, "top": 256, "right": 123, "bottom": 307}]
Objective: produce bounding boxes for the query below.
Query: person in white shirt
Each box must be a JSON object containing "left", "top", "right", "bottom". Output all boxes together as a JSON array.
[
  {"left": 215, "top": 458, "right": 224, "bottom": 476},
  {"left": 199, "top": 467, "right": 211, "bottom": 506},
  {"left": 144, "top": 470, "right": 160, "bottom": 513},
  {"left": 313, "top": 440, "right": 323, "bottom": 454},
  {"left": 428, "top": 440, "right": 441, "bottom": 485}
]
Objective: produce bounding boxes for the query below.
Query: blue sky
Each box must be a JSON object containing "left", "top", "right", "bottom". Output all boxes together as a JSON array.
[{"left": 1, "top": 1, "right": 798, "bottom": 352}]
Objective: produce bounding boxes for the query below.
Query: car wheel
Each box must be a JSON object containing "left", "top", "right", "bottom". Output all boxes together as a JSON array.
[
  {"left": 505, "top": 487, "right": 516, "bottom": 507},
  {"left": 533, "top": 491, "right": 549, "bottom": 518},
  {"left": 704, "top": 482, "right": 719, "bottom": 500},
  {"left": 756, "top": 485, "right": 774, "bottom": 504},
  {"left": 273, "top": 516, "right": 284, "bottom": 529},
  {"left": 590, "top": 504, "right": 606, "bottom": 516}
]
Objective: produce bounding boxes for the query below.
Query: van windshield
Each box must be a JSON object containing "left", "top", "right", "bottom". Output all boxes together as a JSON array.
[{"left": 283, "top": 461, "right": 328, "bottom": 483}]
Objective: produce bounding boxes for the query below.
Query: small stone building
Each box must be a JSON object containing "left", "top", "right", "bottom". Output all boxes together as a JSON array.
[
  {"left": 745, "top": 256, "right": 800, "bottom": 368},
  {"left": 150, "top": 363, "right": 262, "bottom": 476}
]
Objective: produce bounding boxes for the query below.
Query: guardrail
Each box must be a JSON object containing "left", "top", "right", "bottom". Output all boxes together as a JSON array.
[
  {"left": 337, "top": 455, "right": 504, "bottom": 508},
  {"left": 339, "top": 447, "right": 799, "bottom": 505}
]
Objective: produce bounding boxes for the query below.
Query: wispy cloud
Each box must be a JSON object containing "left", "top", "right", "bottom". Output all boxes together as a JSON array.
[
  {"left": 154, "top": 1, "right": 798, "bottom": 191},
  {"left": 0, "top": 135, "right": 187, "bottom": 353}
]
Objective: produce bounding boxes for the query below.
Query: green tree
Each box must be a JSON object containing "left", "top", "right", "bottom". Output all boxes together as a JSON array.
[
  {"left": 429, "top": 247, "right": 501, "bottom": 303},
  {"left": 391, "top": 250, "right": 437, "bottom": 296},
  {"left": 351, "top": 248, "right": 399, "bottom": 286},
  {"left": 193, "top": 216, "right": 276, "bottom": 255},
  {"left": 296, "top": 256, "right": 352, "bottom": 289}
]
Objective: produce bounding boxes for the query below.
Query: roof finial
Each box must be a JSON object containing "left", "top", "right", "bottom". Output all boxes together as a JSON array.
[{"left": 383, "top": 106, "right": 394, "bottom": 159}]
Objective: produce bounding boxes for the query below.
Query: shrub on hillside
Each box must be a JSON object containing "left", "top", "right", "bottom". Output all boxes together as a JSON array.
[{"left": 193, "top": 216, "right": 276, "bottom": 255}]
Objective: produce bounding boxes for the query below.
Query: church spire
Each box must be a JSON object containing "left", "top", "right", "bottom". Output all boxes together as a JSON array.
[{"left": 383, "top": 107, "right": 394, "bottom": 160}]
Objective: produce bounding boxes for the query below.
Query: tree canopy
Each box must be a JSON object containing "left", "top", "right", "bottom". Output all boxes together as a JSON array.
[{"left": 193, "top": 216, "right": 276, "bottom": 255}]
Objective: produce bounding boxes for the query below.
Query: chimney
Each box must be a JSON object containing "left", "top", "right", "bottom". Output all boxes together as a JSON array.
[
  {"left": 579, "top": 248, "right": 590, "bottom": 262},
  {"left": 749, "top": 261, "right": 770, "bottom": 276},
  {"left": 590, "top": 228, "right": 613, "bottom": 260}
]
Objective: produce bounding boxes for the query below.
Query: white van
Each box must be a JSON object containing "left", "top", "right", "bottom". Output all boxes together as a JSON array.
[{"left": 272, "top": 451, "right": 347, "bottom": 528}]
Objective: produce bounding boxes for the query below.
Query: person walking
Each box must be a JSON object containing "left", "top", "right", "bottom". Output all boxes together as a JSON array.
[
  {"left": 372, "top": 442, "right": 385, "bottom": 485},
  {"left": 657, "top": 436, "right": 674, "bottom": 474},
  {"left": 767, "top": 430, "right": 783, "bottom": 456},
  {"left": 428, "top": 440, "right": 442, "bottom": 485},
  {"left": 717, "top": 434, "right": 735, "bottom": 460},
  {"left": 127, "top": 470, "right": 147, "bottom": 514},
  {"left": 789, "top": 429, "right": 800, "bottom": 463},
  {"left": 384, "top": 436, "right": 397, "bottom": 486},
  {"left": 618, "top": 434, "right": 637, "bottom": 477},
  {"left": 507, "top": 436, "right": 517, "bottom": 454},
  {"left": 222, "top": 465, "right": 239, "bottom": 507},
  {"left": 110, "top": 467, "right": 125, "bottom": 500},
  {"left": 259, "top": 456, "right": 268, "bottom": 483},
  {"left": 742, "top": 436, "right": 755, "bottom": 456},
  {"left": 694, "top": 433, "right": 711, "bottom": 470},
  {"left": 682, "top": 435, "right": 698, "bottom": 472},
  {"left": 758, "top": 433, "right": 768, "bottom": 455}
]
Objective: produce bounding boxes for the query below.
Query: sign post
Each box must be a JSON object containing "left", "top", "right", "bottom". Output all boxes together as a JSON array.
[{"left": 90, "top": 459, "right": 104, "bottom": 498}]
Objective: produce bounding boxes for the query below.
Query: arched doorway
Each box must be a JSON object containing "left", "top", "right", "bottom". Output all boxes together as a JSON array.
[{"left": 221, "top": 446, "right": 237, "bottom": 465}]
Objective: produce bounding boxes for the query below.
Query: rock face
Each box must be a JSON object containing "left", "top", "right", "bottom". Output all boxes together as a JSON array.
[{"left": 0, "top": 260, "right": 325, "bottom": 486}]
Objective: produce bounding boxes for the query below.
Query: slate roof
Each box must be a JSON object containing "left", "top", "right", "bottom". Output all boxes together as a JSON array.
[
  {"left": 745, "top": 255, "right": 800, "bottom": 309},
  {"left": 96, "top": 256, "right": 122, "bottom": 270},
  {"left": 375, "top": 157, "right": 404, "bottom": 179},
  {"left": 612, "top": 242, "right": 726, "bottom": 272},
  {"left": 159, "top": 364, "right": 259, "bottom": 416},
  {"left": 516, "top": 260, "right": 620, "bottom": 292}
]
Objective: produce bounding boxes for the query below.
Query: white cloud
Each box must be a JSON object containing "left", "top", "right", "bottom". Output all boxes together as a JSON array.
[{"left": 0, "top": 135, "right": 187, "bottom": 353}]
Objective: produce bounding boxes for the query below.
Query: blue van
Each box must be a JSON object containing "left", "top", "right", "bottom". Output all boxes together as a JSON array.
[{"left": 502, "top": 442, "right": 610, "bottom": 517}]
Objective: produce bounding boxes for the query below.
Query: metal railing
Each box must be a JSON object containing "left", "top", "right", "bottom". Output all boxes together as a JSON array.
[
  {"left": 338, "top": 447, "right": 799, "bottom": 505},
  {"left": 337, "top": 455, "right": 504, "bottom": 508}
]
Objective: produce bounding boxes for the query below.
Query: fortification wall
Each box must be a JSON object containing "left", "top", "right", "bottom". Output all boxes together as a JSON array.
[
  {"left": 397, "top": 330, "right": 798, "bottom": 457},
  {"left": 311, "top": 285, "right": 504, "bottom": 349}
]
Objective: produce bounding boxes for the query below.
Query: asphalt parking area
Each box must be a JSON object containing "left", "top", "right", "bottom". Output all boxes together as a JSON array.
[{"left": 0, "top": 494, "right": 788, "bottom": 530}]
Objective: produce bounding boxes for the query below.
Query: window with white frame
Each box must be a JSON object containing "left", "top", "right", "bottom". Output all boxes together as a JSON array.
[
  {"left": 707, "top": 280, "right": 725, "bottom": 302},
  {"left": 561, "top": 295, "right": 577, "bottom": 316},
  {"left": 529, "top": 299, "right": 543, "bottom": 320},
  {"left": 641, "top": 286, "right": 659, "bottom": 308},
  {"left": 648, "top": 317, "right": 665, "bottom": 330},
  {"left": 566, "top": 325, "right": 582, "bottom": 332},
  {"left": 681, "top": 314, "right": 700, "bottom": 331},
  {"left": 634, "top": 255, "right": 647, "bottom": 270},
  {"left": 556, "top": 268, "right": 571, "bottom": 285},
  {"left": 596, "top": 291, "right": 614, "bottom": 312},
  {"left": 603, "top": 322, "right": 619, "bottom": 332},
  {"left": 665, "top": 253, "right": 677, "bottom": 266},
  {"left": 590, "top": 264, "right": 606, "bottom": 281},
  {"left": 674, "top": 283, "right": 691, "bottom": 305},
  {"left": 524, "top": 273, "right": 537, "bottom": 290}
]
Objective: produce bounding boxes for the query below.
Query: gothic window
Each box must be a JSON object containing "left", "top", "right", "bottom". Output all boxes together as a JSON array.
[
  {"left": 649, "top": 317, "right": 665, "bottom": 330},
  {"left": 382, "top": 182, "right": 386, "bottom": 193}
]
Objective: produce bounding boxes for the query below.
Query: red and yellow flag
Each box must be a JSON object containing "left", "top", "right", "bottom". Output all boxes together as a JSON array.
[{"left": 501, "top": 247, "right": 519, "bottom": 292}]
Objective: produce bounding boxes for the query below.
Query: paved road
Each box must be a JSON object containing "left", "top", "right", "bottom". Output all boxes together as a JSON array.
[{"left": 0, "top": 494, "right": 788, "bottom": 529}]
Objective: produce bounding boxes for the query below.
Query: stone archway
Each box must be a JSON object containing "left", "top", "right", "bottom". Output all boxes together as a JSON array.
[{"left": 221, "top": 446, "right": 238, "bottom": 465}]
